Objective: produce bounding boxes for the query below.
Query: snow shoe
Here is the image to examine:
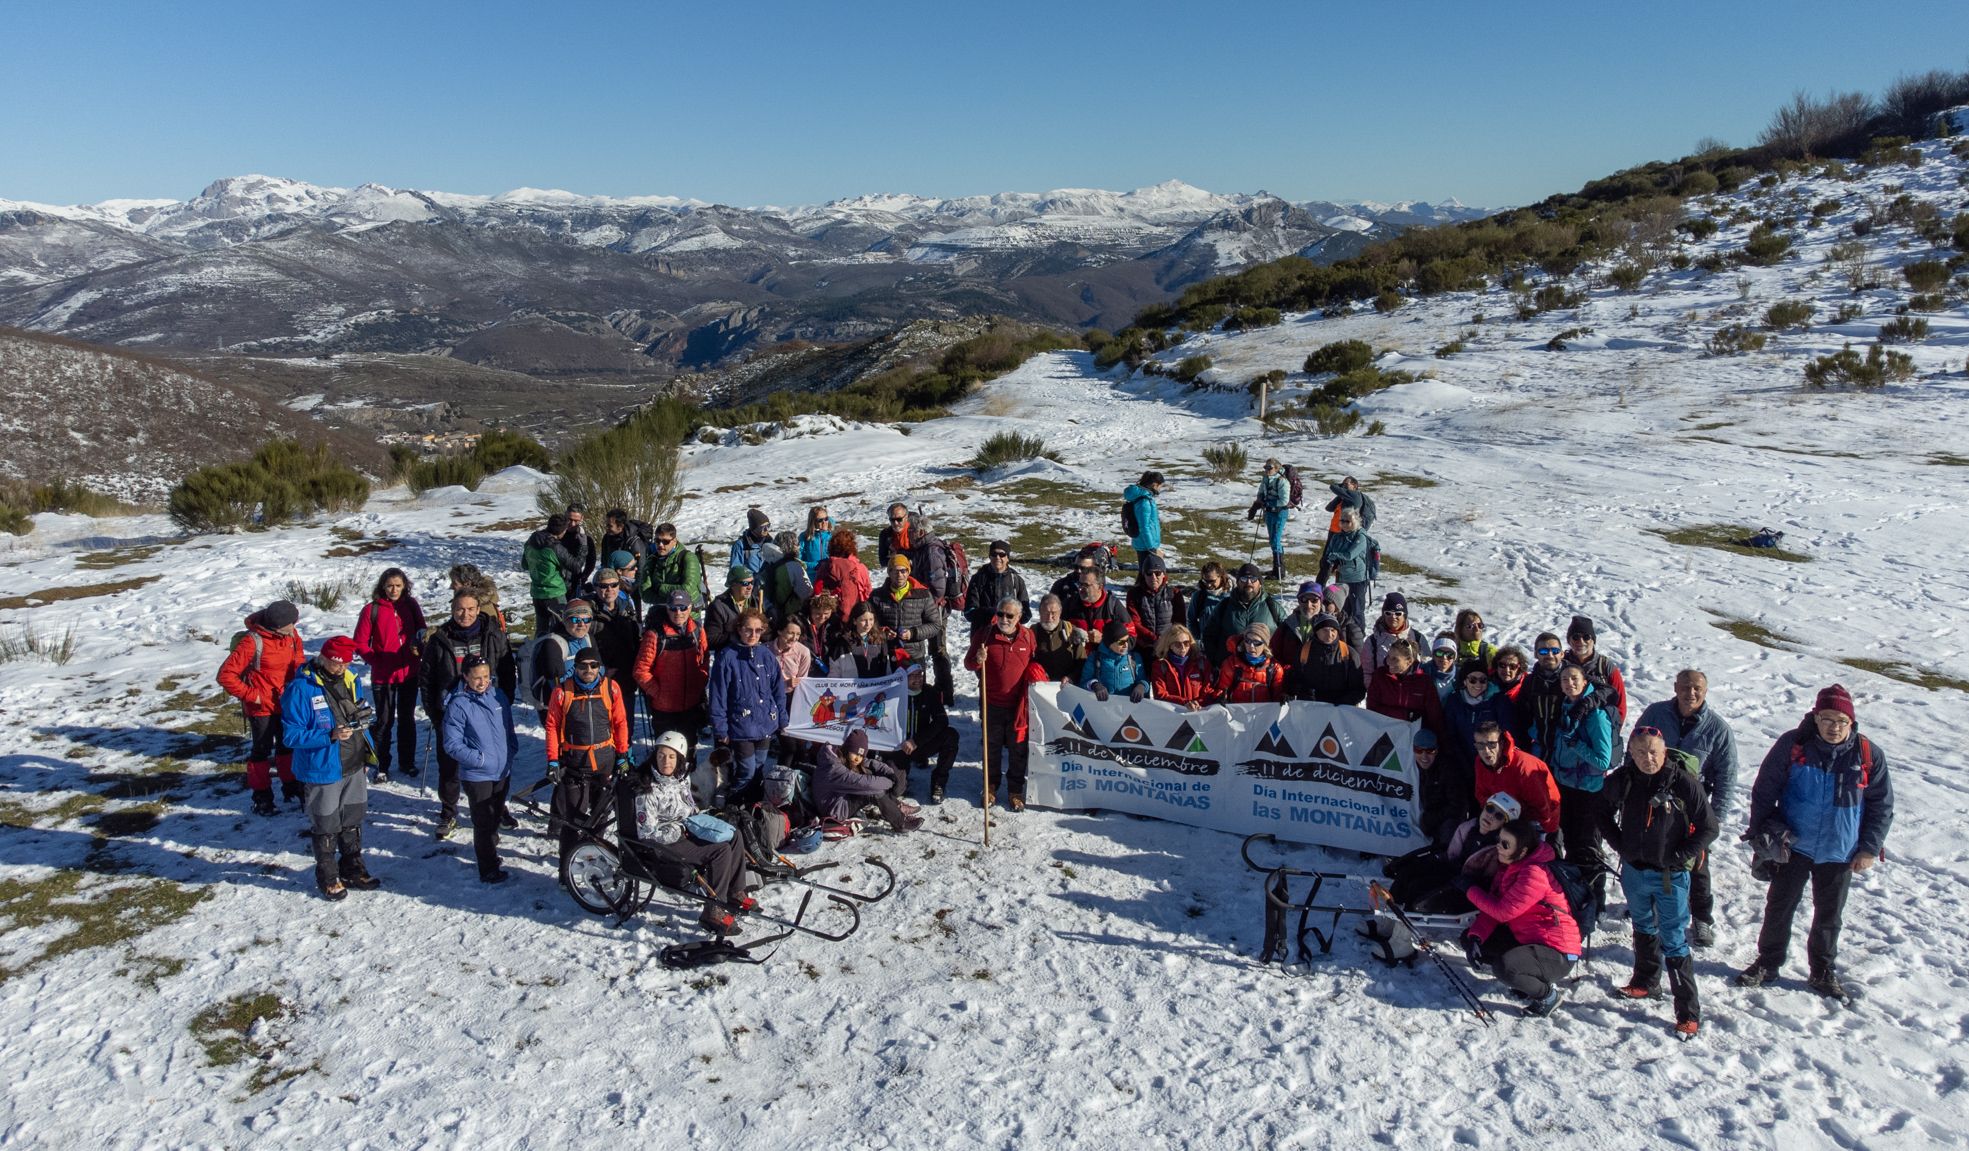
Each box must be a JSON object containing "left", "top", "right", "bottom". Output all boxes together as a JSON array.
[
  {"left": 1614, "top": 983, "right": 1662, "bottom": 1001},
  {"left": 821, "top": 818, "right": 860, "bottom": 841},
  {"left": 899, "top": 815, "right": 924, "bottom": 832},
  {"left": 660, "top": 937, "right": 765, "bottom": 970},
  {"left": 700, "top": 909, "right": 737, "bottom": 936},
  {"left": 480, "top": 869, "right": 510, "bottom": 885}
]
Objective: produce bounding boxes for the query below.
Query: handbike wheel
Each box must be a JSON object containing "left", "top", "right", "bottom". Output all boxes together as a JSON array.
[{"left": 563, "top": 839, "right": 631, "bottom": 915}]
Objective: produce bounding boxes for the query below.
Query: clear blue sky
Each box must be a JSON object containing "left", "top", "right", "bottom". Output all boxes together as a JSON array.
[{"left": 4, "top": 0, "right": 1966, "bottom": 209}]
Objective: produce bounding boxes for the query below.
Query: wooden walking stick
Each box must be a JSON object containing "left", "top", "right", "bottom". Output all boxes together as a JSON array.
[{"left": 980, "top": 655, "right": 992, "bottom": 849}]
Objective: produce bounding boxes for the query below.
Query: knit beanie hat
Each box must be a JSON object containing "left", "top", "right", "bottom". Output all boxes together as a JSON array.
[
  {"left": 1567, "top": 615, "right": 1596, "bottom": 642},
  {"left": 843, "top": 729, "right": 869, "bottom": 754},
  {"left": 320, "top": 635, "right": 358, "bottom": 662},
  {"left": 1814, "top": 683, "right": 1856, "bottom": 722},
  {"left": 261, "top": 600, "right": 300, "bottom": 629}
]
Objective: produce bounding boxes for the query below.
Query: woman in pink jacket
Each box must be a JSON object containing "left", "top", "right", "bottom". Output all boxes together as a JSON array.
[
  {"left": 353, "top": 567, "right": 426, "bottom": 780},
  {"left": 1460, "top": 817, "right": 1582, "bottom": 1016}
]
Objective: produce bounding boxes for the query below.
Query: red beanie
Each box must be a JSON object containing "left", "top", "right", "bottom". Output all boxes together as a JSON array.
[
  {"left": 1814, "top": 683, "right": 1855, "bottom": 722},
  {"left": 321, "top": 636, "right": 359, "bottom": 663}
]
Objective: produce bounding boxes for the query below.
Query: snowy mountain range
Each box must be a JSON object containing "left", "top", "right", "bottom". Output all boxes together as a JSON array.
[{"left": 0, "top": 175, "right": 1482, "bottom": 372}]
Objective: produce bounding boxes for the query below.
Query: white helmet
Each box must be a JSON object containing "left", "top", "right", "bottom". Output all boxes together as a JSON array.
[{"left": 653, "top": 731, "right": 690, "bottom": 760}]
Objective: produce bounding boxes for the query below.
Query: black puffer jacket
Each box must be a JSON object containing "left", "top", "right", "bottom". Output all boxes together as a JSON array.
[
  {"left": 1595, "top": 750, "right": 1719, "bottom": 872},
  {"left": 868, "top": 579, "right": 943, "bottom": 665}
]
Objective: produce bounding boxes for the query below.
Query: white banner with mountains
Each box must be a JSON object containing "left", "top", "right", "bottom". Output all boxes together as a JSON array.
[{"left": 1025, "top": 683, "right": 1427, "bottom": 855}]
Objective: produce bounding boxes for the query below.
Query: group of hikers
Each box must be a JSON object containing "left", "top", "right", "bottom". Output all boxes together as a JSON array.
[{"left": 216, "top": 466, "right": 1895, "bottom": 1030}]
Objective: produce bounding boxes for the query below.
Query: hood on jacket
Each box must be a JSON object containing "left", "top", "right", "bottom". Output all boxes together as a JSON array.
[{"left": 1122, "top": 483, "right": 1154, "bottom": 502}]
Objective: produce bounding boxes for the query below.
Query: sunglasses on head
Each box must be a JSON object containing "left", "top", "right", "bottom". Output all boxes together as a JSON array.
[{"left": 1633, "top": 726, "right": 1663, "bottom": 739}]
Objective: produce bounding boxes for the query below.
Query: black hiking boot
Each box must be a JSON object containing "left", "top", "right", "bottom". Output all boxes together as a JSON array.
[
  {"left": 1808, "top": 969, "right": 1850, "bottom": 1000},
  {"left": 1734, "top": 961, "right": 1778, "bottom": 988},
  {"left": 928, "top": 784, "right": 945, "bottom": 805},
  {"left": 251, "top": 790, "right": 278, "bottom": 817},
  {"left": 1688, "top": 920, "right": 1716, "bottom": 949}
]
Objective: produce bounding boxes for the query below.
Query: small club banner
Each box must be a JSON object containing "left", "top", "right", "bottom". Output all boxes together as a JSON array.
[
  {"left": 1026, "top": 683, "right": 1427, "bottom": 855},
  {"left": 786, "top": 670, "right": 910, "bottom": 751}
]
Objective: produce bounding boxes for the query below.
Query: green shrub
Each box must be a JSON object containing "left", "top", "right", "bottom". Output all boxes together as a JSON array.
[
  {"left": 1310, "top": 403, "right": 1364, "bottom": 436},
  {"left": 1201, "top": 444, "right": 1248, "bottom": 480},
  {"left": 967, "top": 432, "right": 1057, "bottom": 471},
  {"left": 1372, "top": 290, "right": 1404, "bottom": 314},
  {"left": 1223, "top": 306, "right": 1282, "bottom": 331},
  {"left": 1365, "top": 419, "right": 1387, "bottom": 436},
  {"left": 1433, "top": 338, "right": 1467, "bottom": 358},
  {"left": 1173, "top": 355, "right": 1213, "bottom": 383},
  {"left": 386, "top": 444, "right": 419, "bottom": 483},
  {"left": 0, "top": 479, "right": 133, "bottom": 525},
  {"left": 167, "top": 440, "right": 369, "bottom": 534},
  {"left": 1954, "top": 215, "right": 1969, "bottom": 253},
  {"left": 1694, "top": 252, "right": 1729, "bottom": 273},
  {"left": 1810, "top": 198, "right": 1842, "bottom": 221},
  {"left": 1903, "top": 260, "right": 1950, "bottom": 292},
  {"left": 1303, "top": 340, "right": 1374, "bottom": 376},
  {"left": 1677, "top": 170, "right": 1719, "bottom": 197},
  {"left": 1803, "top": 342, "right": 1916, "bottom": 389},
  {"left": 1546, "top": 326, "right": 1594, "bottom": 352},
  {"left": 1608, "top": 263, "right": 1646, "bottom": 291},
  {"left": 1532, "top": 284, "right": 1584, "bottom": 312},
  {"left": 1080, "top": 329, "right": 1112, "bottom": 353},
  {"left": 1764, "top": 300, "right": 1815, "bottom": 330},
  {"left": 1670, "top": 252, "right": 1692, "bottom": 270},
  {"left": 1738, "top": 224, "right": 1792, "bottom": 266},
  {"left": 1908, "top": 292, "right": 1947, "bottom": 312},
  {"left": 1862, "top": 136, "right": 1922, "bottom": 167},
  {"left": 1706, "top": 325, "right": 1768, "bottom": 355},
  {"left": 537, "top": 402, "right": 690, "bottom": 525},
  {"left": 1831, "top": 302, "right": 1865, "bottom": 323},
  {"left": 1713, "top": 166, "right": 1753, "bottom": 191},
  {"left": 1309, "top": 366, "right": 1417, "bottom": 406},
  {"left": 1679, "top": 216, "right": 1719, "bottom": 241},
  {"left": 1878, "top": 316, "right": 1929, "bottom": 343}
]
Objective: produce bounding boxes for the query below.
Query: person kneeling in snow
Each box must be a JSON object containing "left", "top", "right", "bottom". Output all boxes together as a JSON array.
[
  {"left": 1460, "top": 816, "right": 1582, "bottom": 1017},
  {"left": 815, "top": 730, "right": 921, "bottom": 835},
  {"left": 617, "top": 730, "right": 751, "bottom": 936}
]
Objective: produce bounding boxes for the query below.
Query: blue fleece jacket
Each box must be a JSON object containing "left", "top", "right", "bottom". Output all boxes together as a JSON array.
[{"left": 442, "top": 683, "right": 518, "bottom": 783}]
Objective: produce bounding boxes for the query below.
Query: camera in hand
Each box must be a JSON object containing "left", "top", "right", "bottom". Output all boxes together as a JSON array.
[{"left": 351, "top": 702, "right": 377, "bottom": 728}]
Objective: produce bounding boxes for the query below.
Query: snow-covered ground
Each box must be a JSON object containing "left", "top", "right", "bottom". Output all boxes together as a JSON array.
[{"left": 2, "top": 147, "right": 1967, "bottom": 1148}]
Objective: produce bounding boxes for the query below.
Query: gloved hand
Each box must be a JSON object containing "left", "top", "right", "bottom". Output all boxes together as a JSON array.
[
  {"left": 1091, "top": 683, "right": 1110, "bottom": 702},
  {"left": 1246, "top": 509, "right": 1258, "bottom": 522},
  {"left": 545, "top": 760, "right": 561, "bottom": 783},
  {"left": 1462, "top": 935, "right": 1484, "bottom": 968},
  {"left": 1128, "top": 682, "right": 1148, "bottom": 704},
  {"left": 1450, "top": 872, "right": 1475, "bottom": 893}
]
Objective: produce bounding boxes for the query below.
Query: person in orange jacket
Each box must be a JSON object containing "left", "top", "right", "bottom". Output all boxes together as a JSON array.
[
  {"left": 216, "top": 599, "right": 309, "bottom": 816},
  {"left": 545, "top": 650, "right": 631, "bottom": 868},
  {"left": 1215, "top": 623, "right": 1286, "bottom": 704}
]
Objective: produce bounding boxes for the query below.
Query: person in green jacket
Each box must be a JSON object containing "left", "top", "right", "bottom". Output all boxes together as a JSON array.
[
  {"left": 640, "top": 522, "right": 704, "bottom": 615},
  {"left": 523, "top": 513, "right": 580, "bottom": 633}
]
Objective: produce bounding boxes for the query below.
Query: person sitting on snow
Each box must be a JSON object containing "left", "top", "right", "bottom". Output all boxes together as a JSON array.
[{"left": 616, "top": 730, "right": 751, "bottom": 936}]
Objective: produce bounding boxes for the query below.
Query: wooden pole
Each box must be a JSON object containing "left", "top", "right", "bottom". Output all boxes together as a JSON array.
[
  {"left": 1258, "top": 378, "right": 1269, "bottom": 422},
  {"left": 980, "top": 655, "right": 992, "bottom": 849}
]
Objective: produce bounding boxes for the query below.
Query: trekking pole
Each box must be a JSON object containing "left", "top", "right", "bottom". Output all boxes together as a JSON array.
[
  {"left": 980, "top": 658, "right": 992, "bottom": 849},
  {"left": 1370, "top": 881, "right": 1494, "bottom": 1027}
]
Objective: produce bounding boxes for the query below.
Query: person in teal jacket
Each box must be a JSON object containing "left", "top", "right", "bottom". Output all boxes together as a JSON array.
[
  {"left": 1246, "top": 459, "right": 1292, "bottom": 580},
  {"left": 1122, "top": 472, "right": 1164, "bottom": 560},
  {"left": 1317, "top": 509, "right": 1379, "bottom": 633},
  {"left": 1535, "top": 665, "right": 1616, "bottom": 874},
  {"left": 1079, "top": 619, "right": 1149, "bottom": 702},
  {"left": 281, "top": 635, "right": 378, "bottom": 899},
  {"left": 799, "top": 506, "right": 833, "bottom": 578}
]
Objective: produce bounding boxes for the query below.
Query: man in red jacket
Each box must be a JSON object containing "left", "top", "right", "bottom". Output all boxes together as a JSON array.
[
  {"left": 216, "top": 599, "right": 310, "bottom": 816},
  {"left": 964, "top": 596, "right": 1048, "bottom": 811},
  {"left": 633, "top": 591, "right": 710, "bottom": 761},
  {"left": 1469, "top": 720, "right": 1561, "bottom": 835}
]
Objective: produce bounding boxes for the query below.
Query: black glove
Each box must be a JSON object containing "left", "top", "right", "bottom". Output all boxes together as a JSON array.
[
  {"left": 1450, "top": 872, "right": 1474, "bottom": 893},
  {"left": 1246, "top": 509, "right": 1258, "bottom": 522},
  {"left": 1128, "top": 682, "right": 1148, "bottom": 704},
  {"left": 1462, "top": 935, "right": 1484, "bottom": 968},
  {"left": 1091, "top": 683, "right": 1109, "bottom": 702}
]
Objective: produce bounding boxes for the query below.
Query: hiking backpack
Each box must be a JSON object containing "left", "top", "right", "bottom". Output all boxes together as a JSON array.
[
  {"left": 1121, "top": 495, "right": 1144, "bottom": 539},
  {"left": 1543, "top": 858, "right": 1605, "bottom": 954},
  {"left": 518, "top": 634, "right": 570, "bottom": 710},
  {"left": 1283, "top": 465, "right": 1305, "bottom": 509},
  {"left": 227, "top": 630, "right": 264, "bottom": 673},
  {"left": 936, "top": 538, "right": 969, "bottom": 609}
]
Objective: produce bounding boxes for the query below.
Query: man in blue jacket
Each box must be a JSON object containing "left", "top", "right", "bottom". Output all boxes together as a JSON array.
[
  {"left": 281, "top": 635, "right": 378, "bottom": 900},
  {"left": 1637, "top": 669, "right": 1739, "bottom": 947},
  {"left": 706, "top": 609, "right": 787, "bottom": 806},
  {"left": 1736, "top": 684, "right": 1894, "bottom": 999}
]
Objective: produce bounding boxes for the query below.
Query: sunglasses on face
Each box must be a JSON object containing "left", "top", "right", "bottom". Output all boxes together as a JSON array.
[
  {"left": 599, "top": 582, "right": 619, "bottom": 590},
  {"left": 1385, "top": 610, "right": 1406, "bottom": 618},
  {"left": 816, "top": 517, "right": 831, "bottom": 525},
  {"left": 890, "top": 516, "right": 907, "bottom": 524},
  {"left": 575, "top": 661, "right": 602, "bottom": 671},
  {"left": 996, "top": 611, "right": 1019, "bottom": 620},
  {"left": 1171, "top": 639, "right": 1193, "bottom": 648},
  {"left": 669, "top": 605, "right": 689, "bottom": 613},
  {"left": 991, "top": 552, "right": 1009, "bottom": 559},
  {"left": 739, "top": 627, "right": 766, "bottom": 636},
  {"left": 656, "top": 539, "right": 676, "bottom": 547},
  {"left": 1483, "top": 805, "right": 1508, "bottom": 819},
  {"left": 567, "top": 616, "right": 593, "bottom": 624},
  {"left": 1469, "top": 622, "right": 1485, "bottom": 630},
  {"left": 1473, "top": 739, "right": 1502, "bottom": 750},
  {"left": 1536, "top": 647, "right": 1561, "bottom": 656}
]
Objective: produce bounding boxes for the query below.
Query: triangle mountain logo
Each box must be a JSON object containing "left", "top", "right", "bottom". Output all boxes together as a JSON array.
[
  {"left": 1165, "top": 720, "right": 1209, "bottom": 755},
  {"left": 1254, "top": 722, "right": 1296, "bottom": 758}
]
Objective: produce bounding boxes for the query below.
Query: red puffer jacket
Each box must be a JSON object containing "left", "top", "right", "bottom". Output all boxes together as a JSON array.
[
  {"left": 216, "top": 614, "right": 307, "bottom": 717},
  {"left": 1467, "top": 840, "right": 1583, "bottom": 956},
  {"left": 354, "top": 595, "right": 426, "bottom": 685},
  {"left": 633, "top": 618, "right": 708, "bottom": 714},
  {"left": 813, "top": 556, "right": 872, "bottom": 622},
  {"left": 1151, "top": 656, "right": 1218, "bottom": 707},
  {"left": 1215, "top": 657, "right": 1284, "bottom": 704},
  {"left": 1472, "top": 730, "right": 1562, "bottom": 834}
]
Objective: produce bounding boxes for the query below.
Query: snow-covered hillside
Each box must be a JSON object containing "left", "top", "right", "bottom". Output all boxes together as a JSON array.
[{"left": 1, "top": 148, "right": 1966, "bottom": 1147}]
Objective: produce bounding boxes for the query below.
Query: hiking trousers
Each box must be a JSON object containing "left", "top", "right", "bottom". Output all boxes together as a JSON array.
[{"left": 1756, "top": 853, "right": 1853, "bottom": 975}]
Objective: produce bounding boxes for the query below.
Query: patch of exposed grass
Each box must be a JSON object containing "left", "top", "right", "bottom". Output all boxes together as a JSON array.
[
  {"left": 1645, "top": 524, "right": 1811, "bottom": 563},
  {"left": 1750, "top": 444, "right": 1864, "bottom": 460},
  {"left": 930, "top": 475, "right": 977, "bottom": 492},
  {"left": 1685, "top": 420, "right": 1736, "bottom": 432},
  {"left": 1708, "top": 614, "right": 1797, "bottom": 650},
  {"left": 119, "top": 952, "right": 188, "bottom": 991},
  {"left": 1927, "top": 453, "right": 1969, "bottom": 467},
  {"left": 0, "top": 870, "right": 212, "bottom": 983},
  {"left": 1374, "top": 473, "right": 1439, "bottom": 490},
  {"left": 989, "top": 478, "right": 1110, "bottom": 515},
  {"left": 1378, "top": 553, "right": 1463, "bottom": 588},
  {"left": 73, "top": 544, "right": 165, "bottom": 570},
  {"left": 0, "top": 574, "right": 160, "bottom": 611},
  {"left": 322, "top": 537, "right": 398, "bottom": 559},
  {"left": 473, "top": 517, "right": 536, "bottom": 534},
  {"left": 190, "top": 990, "right": 312, "bottom": 1091},
  {"left": 1838, "top": 657, "right": 1969, "bottom": 693}
]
